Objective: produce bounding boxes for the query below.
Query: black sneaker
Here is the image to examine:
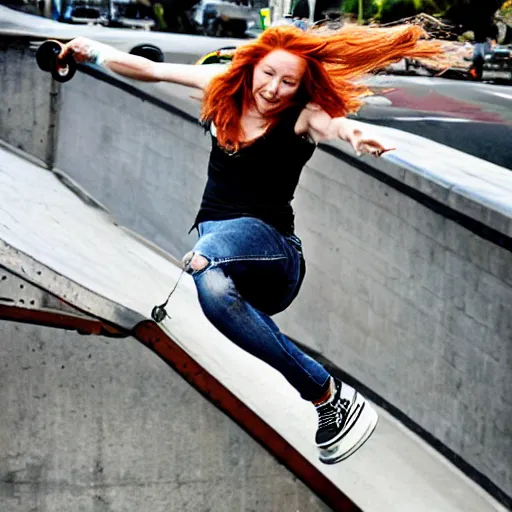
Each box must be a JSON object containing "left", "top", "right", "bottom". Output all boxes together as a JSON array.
[{"left": 315, "top": 378, "right": 378, "bottom": 464}]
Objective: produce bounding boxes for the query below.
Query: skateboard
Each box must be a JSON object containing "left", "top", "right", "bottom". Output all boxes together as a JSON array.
[
  {"left": 36, "top": 41, "right": 164, "bottom": 82},
  {"left": 36, "top": 40, "right": 77, "bottom": 83}
]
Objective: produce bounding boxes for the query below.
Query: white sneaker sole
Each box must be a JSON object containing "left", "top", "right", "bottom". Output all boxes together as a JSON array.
[{"left": 318, "top": 400, "right": 379, "bottom": 465}]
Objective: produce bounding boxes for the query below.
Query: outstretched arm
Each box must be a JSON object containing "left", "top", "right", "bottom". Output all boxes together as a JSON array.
[
  {"left": 296, "top": 104, "right": 395, "bottom": 157},
  {"left": 59, "top": 37, "right": 227, "bottom": 90}
]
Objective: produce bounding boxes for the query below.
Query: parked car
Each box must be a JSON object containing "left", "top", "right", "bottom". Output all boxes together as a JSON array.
[
  {"left": 60, "top": 2, "right": 109, "bottom": 25},
  {"left": 109, "top": 2, "right": 156, "bottom": 30},
  {"left": 192, "top": 0, "right": 259, "bottom": 38}
]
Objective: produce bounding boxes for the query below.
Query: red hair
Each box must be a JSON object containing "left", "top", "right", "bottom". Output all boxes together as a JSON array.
[{"left": 201, "top": 24, "right": 443, "bottom": 151}]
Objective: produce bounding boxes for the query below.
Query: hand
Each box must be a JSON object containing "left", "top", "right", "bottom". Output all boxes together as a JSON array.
[
  {"left": 59, "top": 37, "right": 97, "bottom": 64},
  {"left": 346, "top": 127, "right": 395, "bottom": 158}
]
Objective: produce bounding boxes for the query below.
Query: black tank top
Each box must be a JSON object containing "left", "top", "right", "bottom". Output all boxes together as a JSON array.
[{"left": 191, "top": 106, "right": 316, "bottom": 235}]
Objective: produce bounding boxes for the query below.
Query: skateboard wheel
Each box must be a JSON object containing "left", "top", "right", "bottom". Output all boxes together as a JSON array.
[
  {"left": 36, "top": 40, "right": 77, "bottom": 83},
  {"left": 51, "top": 56, "right": 77, "bottom": 83},
  {"left": 129, "top": 44, "right": 164, "bottom": 63},
  {"left": 151, "top": 305, "right": 167, "bottom": 323},
  {"left": 36, "top": 40, "right": 62, "bottom": 72}
]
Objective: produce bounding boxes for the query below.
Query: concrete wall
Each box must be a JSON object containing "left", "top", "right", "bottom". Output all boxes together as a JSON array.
[
  {"left": 0, "top": 39, "right": 58, "bottom": 166},
  {"left": 2, "top": 40, "right": 511, "bottom": 504},
  {"left": 0, "top": 321, "right": 330, "bottom": 512},
  {"left": 286, "top": 150, "right": 512, "bottom": 487},
  {"left": 55, "top": 74, "right": 208, "bottom": 259}
]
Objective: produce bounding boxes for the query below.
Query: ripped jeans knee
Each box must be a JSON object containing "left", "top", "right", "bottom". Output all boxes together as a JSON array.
[{"left": 182, "top": 250, "right": 210, "bottom": 275}]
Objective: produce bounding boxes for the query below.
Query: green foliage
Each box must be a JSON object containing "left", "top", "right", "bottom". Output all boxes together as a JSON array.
[
  {"left": 341, "top": 0, "right": 508, "bottom": 28},
  {"left": 378, "top": 0, "right": 421, "bottom": 23},
  {"left": 343, "top": 0, "right": 378, "bottom": 19},
  {"left": 360, "top": 0, "right": 450, "bottom": 22}
]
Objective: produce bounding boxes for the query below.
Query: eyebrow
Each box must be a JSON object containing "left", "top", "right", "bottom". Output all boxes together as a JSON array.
[{"left": 264, "top": 65, "right": 300, "bottom": 81}]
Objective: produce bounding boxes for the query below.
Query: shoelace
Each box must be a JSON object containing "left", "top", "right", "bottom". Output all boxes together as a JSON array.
[{"left": 317, "top": 399, "right": 351, "bottom": 428}]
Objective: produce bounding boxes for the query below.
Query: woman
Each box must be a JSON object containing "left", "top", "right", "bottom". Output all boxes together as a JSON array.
[{"left": 60, "top": 24, "right": 441, "bottom": 464}]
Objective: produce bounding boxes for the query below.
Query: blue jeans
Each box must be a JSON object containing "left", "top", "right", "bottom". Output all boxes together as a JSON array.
[
  {"left": 473, "top": 41, "right": 490, "bottom": 61},
  {"left": 187, "top": 217, "right": 331, "bottom": 402}
]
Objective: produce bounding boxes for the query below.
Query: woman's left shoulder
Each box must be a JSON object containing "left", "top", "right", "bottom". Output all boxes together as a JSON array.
[
  {"left": 294, "top": 103, "right": 325, "bottom": 140},
  {"left": 296, "top": 103, "right": 328, "bottom": 124}
]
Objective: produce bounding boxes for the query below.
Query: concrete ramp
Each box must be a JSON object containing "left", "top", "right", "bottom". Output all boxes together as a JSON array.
[
  {"left": 0, "top": 151, "right": 340, "bottom": 511},
  {"left": 1, "top": 145, "right": 508, "bottom": 512}
]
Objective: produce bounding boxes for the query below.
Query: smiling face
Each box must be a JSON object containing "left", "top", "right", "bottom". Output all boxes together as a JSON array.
[{"left": 251, "top": 49, "right": 306, "bottom": 116}]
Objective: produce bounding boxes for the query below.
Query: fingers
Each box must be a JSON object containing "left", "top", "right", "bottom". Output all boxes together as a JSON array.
[
  {"left": 58, "top": 37, "right": 93, "bottom": 64},
  {"left": 347, "top": 129, "right": 363, "bottom": 156},
  {"left": 349, "top": 129, "right": 362, "bottom": 147},
  {"left": 57, "top": 42, "right": 73, "bottom": 64},
  {"left": 347, "top": 126, "right": 395, "bottom": 158},
  {"left": 366, "top": 146, "right": 395, "bottom": 157},
  {"left": 356, "top": 139, "right": 395, "bottom": 158},
  {"left": 59, "top": 38, "right": 80, "bottom": 59}
]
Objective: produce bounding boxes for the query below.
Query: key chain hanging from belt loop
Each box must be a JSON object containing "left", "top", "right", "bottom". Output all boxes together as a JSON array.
[{"left": 151, "top": 266, "right": 187, "bottom": 323}]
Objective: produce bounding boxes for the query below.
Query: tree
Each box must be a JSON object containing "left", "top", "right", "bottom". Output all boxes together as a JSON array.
[
  {"left": 342, "top": 0, "right": 378, "bottom": 20},
  {"left": 373, "top": 0, "right": 505, "bottom": 35},
  {"left": 307, "top": 0, "right": 507, "bottom": 35},
  {"left": 378, "top": 0, "right": 422, "bottom": 23}
]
